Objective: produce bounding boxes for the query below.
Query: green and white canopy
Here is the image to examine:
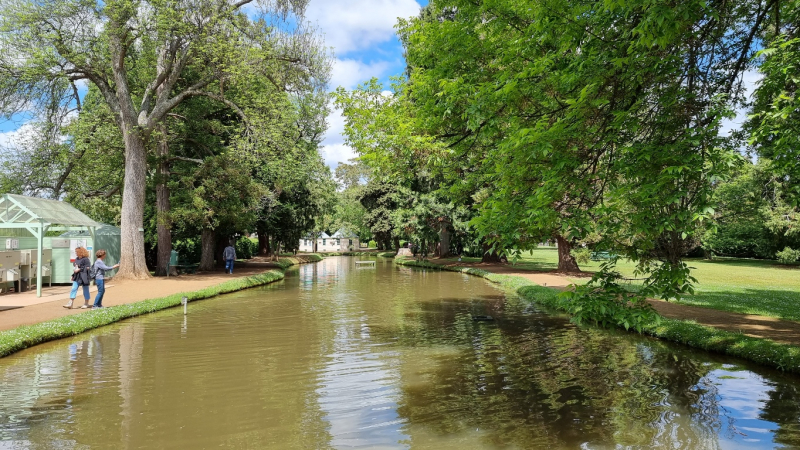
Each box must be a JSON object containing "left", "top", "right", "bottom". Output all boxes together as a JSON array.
[{"left": 0, "top": 194, "right": 101, "bottom": 296}]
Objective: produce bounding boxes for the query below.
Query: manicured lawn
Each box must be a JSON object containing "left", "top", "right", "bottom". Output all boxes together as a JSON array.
[{"left": 509, "top": 247, "right": 800, "bottom": 322}]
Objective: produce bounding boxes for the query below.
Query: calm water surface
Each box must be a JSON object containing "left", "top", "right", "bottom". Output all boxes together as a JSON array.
[{"left": 1, "top": 257, "right": 800, "bottom": 449}]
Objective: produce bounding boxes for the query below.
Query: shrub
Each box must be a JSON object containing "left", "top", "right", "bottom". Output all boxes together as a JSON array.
[
  {"left": 570, "top": 247, "right": 592, "bottom": 264},
  {"left": 776, "top": 247, "right": 800, "bottom": 264},
  {"left": 173, "top": 238, "right": 202, "bottom": 264},
  {"left": 235, "top": 237, "right": 258, "bottom": 259},
  {"left": 558, "top": 271, "right": 661, "bottom": 333}
]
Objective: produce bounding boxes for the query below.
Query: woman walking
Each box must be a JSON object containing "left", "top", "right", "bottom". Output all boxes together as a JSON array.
[
  {"left": 63, "top": 247, "right": 92, "bottom": 309},
  {"left": 92, "top": 250, "right": 119, "bottom": 309}
]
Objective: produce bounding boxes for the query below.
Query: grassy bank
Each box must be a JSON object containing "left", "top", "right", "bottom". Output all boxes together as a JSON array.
[
  {"left": 444, "top": 248, "right": 800, "bottom": 322},
  {"left": 395, "top": 258, "right": 800, "bottom": 374},
  {"left": 0, "top": 270, "right": 285, "bottom": 358},
  {"left": 318, "top": 251, "right": 396, "bottom": 257},
  {"left": 271, "top": 254, "right": 323, "bottom": 270}
]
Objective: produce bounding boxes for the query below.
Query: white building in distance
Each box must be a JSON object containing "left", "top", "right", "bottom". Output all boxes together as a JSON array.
[{"left": 299, "top": 229, "right": 360, "bottom": 253}]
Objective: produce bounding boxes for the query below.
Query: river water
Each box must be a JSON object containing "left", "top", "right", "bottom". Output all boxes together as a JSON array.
[{"left": 1, "top": 257, "right": 799, "bottom": 449}]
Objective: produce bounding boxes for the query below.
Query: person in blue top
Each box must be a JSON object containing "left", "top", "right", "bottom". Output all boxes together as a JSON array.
[
  {"left": 92, "top": 249, "right": 119, "bottom": 309},
  {"left": 223, "top": 242, "right": 236, "bottom": 274}
]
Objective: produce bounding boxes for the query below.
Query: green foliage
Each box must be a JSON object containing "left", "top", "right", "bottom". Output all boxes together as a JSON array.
[
  {"left": 558, "top": 271, "right": 660, "bottom": 333},
  {"left": 703, "top": 160, "right": 800, "bottom": 259},
  {"left": 570, "top": 248, "right": 592, "bottom": 265},
  {"left": 359, "top": 179, "right": 399, "bottom": 249},
  {"left": 776, "top": 247, "right": 800, "bottom": 264},
  {"left": 0, "top": 271, "right": 285, "bottom": 358},
  {"left": 518, "top": 247, "right": 800, "bottom": 323},
  {"left": 748, "top": 2, "right": 800, "bottom": 202},
  {"left": 394, "top": 257, "right": 800, "bottom": 374},
  {"left": 171, "top": 155, "right": 265, "bottom": 235},
  {"left": 173, "top": 238, "right": 202, "bottom": 264},
  {"left": 235, "top": 238, "right": 259, "bottom": 260}
]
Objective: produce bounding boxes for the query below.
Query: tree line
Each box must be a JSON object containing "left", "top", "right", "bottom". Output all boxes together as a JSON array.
[
  {"left": 333, "top": 0, "right": 800, "bottom": 300},
  {"left": 0, "top": 0, "right": 335, "bottom": 275}
]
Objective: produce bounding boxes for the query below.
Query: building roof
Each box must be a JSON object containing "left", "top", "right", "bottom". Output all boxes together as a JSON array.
[
  {"left": 301, "top": 232, "right": 330, "bottom": 240},
  {"left": 60, "top": 224, "right": 121, "bottom": 237},
  {"left": 0, "top": 194, "right": 101, "bottom": 227},
  {"left": 330, "top": 228, "right": 358, "bottom": 238}
]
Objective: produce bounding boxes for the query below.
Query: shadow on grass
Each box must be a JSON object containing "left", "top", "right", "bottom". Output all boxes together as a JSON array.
[
  {"left": 686, "top": 257, "right": 800, "bottom": 271},
  {"left": 677, "top": 287, "right": 800, "bottom": 323}
]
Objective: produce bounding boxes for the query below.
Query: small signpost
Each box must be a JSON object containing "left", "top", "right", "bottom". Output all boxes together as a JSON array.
[{"left": 182, "top": 296, "right": 188, "bottom": 315}]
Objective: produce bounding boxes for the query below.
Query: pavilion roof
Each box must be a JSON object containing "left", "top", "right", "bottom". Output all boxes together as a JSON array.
[{"left": 0, "top": 194, "right": 101, "bottom": 227}]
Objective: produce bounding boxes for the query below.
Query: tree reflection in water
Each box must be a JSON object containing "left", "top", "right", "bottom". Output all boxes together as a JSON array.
[
  {"left": 379, "top": 293, "right": 800, "bottom": 449},
  {"left": 2, "top": 259, "right": 800, "bottom": 449}
]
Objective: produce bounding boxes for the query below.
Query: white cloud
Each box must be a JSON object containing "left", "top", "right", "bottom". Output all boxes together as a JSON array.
[
  {"left": 319, "top": 107, "right": 357, "bottom": 169},
  {"left": 320, "top": 143, "right": 357, "bottom": 169},
  {"left": 307, "top": 0, "right": 420, "bottom": 55},
  {"left": 720, "top": 70, "right": 763, "bottom": 137},
  {"left": 330, "top": 58, "right": 392, "bottom": 90},
  {"left": 0, "top": 123, "right": 35, "bottom": 150},
  {"left": 324, "top": 107, "right": 346, "bottom": 146}
]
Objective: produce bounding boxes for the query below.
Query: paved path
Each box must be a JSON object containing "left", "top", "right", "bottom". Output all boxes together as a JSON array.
[
  {"left": 0, "top": 261, "right": 287, "bottom": 332},
  {"left": 432, "top": 260, "right": 800, "bottom": 347}
]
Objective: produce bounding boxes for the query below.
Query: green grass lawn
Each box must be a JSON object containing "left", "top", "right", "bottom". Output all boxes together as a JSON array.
[{"left": 505, "top": 247, "right": 800, "bottom": 322}]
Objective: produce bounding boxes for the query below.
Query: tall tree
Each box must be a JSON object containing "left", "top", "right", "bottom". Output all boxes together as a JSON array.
[{"left": 0, "top": 0, "right": 326, "bottom": 278}]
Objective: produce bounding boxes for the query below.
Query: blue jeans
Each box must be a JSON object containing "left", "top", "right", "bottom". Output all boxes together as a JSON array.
[
  {"left": 93, "top": 279, "right": 105, "bottom": 307},
  {"left": 70, "top": 281, "right": 90, "bottom": 300},
  {"left": 225, "top": 259, "right": 234, "bottom": 273}
]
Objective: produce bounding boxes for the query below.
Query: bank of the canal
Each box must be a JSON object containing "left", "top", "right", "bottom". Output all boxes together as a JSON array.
[
  {"left": 0, "top": 255, "right": 322, "bottom": 358},
  {"left": 394, "top": 258, "right": 800, "bottom": 375},
  {"left": 3, "top": 255, "right": 800, "bottom": 449}
]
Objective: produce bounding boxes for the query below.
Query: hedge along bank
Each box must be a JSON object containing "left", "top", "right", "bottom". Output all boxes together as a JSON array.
[
  {"left": 269, "top": 254, "right": 324, "bottom": 269},
  {"left": 394, "top": 258, "right": 800, "bottom": 374},
  {"left": 0, "top": 270, "right": 287, "bottom": 358}
]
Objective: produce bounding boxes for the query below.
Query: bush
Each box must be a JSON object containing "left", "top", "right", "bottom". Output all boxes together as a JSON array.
[
  {"left": 776, "top": 247, "right": 800, "bottom": 264},
  {"left": 570, "top": 247, "right": 592, "bottom": 264},
  {"left": 173, "top": 238, "right": 202, "bottom": 264},
  {"left": 558, "top": 271, "right": 661, "bottom": 333},
  {"left": 235, "top": 237, "right": 258, "bottom": 259}
]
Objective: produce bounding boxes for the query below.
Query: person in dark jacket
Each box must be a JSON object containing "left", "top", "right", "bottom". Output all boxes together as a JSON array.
[
  {"left": 92, "top": 249, "right": 119, "bottom": 309},
  {"left": 223, "top": 243, "right": 236, "bottom": 274},
  {"left": 63, "top": 247, "right": 92, "bottom": 309}
]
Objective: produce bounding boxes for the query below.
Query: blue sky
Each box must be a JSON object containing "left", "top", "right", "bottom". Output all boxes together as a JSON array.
[
  {"left": 0, "top": 0, "right": 426, "bottom": 170},
  {"left": 0, "top": 0, "right": 755, "bottom": 170},
  {"left": 306, "top": 0, "right": 426, "bottom": 169}
]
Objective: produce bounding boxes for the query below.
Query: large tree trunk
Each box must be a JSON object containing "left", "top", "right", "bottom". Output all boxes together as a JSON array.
[
  {"left": 392, "top": 236, "right": 400, "bottom": 251},
  {"left": 154, "top": 126, "right": 173, "bottom": 276},
  {"left": 438, "top": 228, "right": 451, "bottom": 258},
  {"left": 116, "top": 126, "right": 151, "bottom": 279},
  {"left": 481, "top": 242, "right": 503, "bottom": 263},
  {"left": 257, "top": 231, "right": 270, "bottom": 256},
  {"left": 199, "top": 229, "right": 216, "bottom": 271},
  {"left": 215, "top": 235, "right": 227, "bottom": 268},
  {"left": 555, "top": 234, "right": 581, "bottom": 273}
]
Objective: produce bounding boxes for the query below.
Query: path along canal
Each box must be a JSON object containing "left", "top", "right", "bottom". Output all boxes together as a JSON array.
[{"left": 1, "top": 256, "right": 800, "bottom": 449}]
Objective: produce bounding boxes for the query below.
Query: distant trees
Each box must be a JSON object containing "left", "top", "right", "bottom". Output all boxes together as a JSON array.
[
  {"left": 703, "top": 161, "right": 800, "bottom": 260},
  {"left": 0, "top": 0, "right": 330, "bottom": 277},
  {"left": 337, "top": 0, "right": 798, "bottom": 300},
  {"left": 0, "top": 0, "right": 332, "bottom": 273}
]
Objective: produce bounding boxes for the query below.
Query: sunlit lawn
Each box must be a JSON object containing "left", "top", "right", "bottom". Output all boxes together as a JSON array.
[
  {"left": 503, "top": 247, "right": 800, "bottom": 322},
  {"left": 445, "top": 247, "right": 800, "bottom": 321}
]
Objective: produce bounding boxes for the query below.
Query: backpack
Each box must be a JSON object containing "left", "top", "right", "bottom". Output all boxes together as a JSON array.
[{"left": 87, "top": 261, "right": 97, "bottom": 280}]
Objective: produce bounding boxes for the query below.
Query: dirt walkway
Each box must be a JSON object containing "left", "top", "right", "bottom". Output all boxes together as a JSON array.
[
  {"left": 431, "top": 260, "right": 800, "bottom": 347},
  {"left": 0, "top": 260, "right": 290, "bottom": 332}
]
